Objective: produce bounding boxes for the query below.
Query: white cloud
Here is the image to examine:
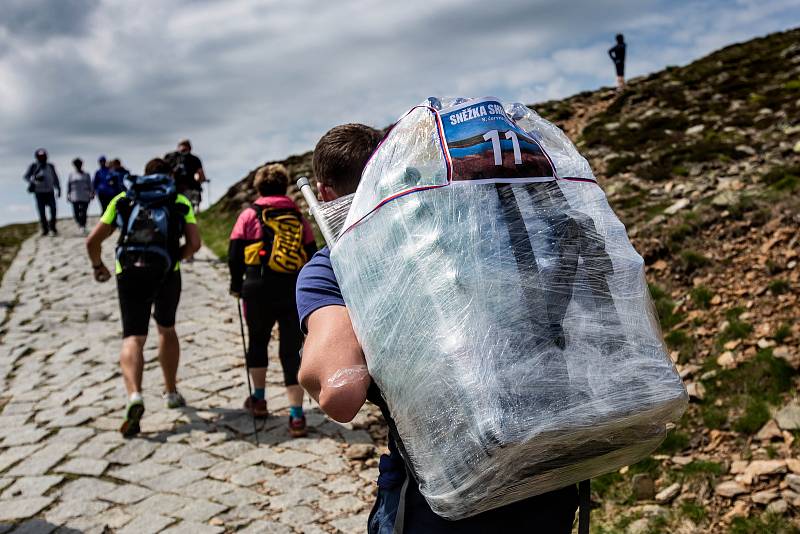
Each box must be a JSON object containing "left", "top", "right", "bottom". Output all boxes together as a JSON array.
[{"left": 0, "top": 0, "right": 798, "bottom": 225}]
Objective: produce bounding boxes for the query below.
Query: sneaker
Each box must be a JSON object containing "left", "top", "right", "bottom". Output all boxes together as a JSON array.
[
  {"left": 163, "top": 391, "right": 186, "bottom": 409},
  {"left": 244, "top": 396, "right": 268, "bottom": 418},
  {"left": 120, "top": 398, "right": 145, "bottom": 438},
  {"left": 289, "top": 414, "right": 307, "bottom": 438}
]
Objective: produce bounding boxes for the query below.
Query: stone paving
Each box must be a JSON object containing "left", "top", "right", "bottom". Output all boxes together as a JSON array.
[{"left": 0, "top": 224, "right": 381, "bottom": 533}]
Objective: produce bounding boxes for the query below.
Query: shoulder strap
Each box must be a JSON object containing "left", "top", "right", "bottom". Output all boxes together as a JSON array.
[{"left": 578, "top": 479, "right": 590, "bottom": 534}]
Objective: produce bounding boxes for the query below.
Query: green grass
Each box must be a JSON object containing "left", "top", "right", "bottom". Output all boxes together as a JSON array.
[
  {"left": 657, "top": 428, "right": 690, "bottom": 455},
  {"left": 664, "top": 329, "right": 694, "bottom": 363},
  {"left": 690, "top": 286, "right": 714, "bottom": 309},
  {"left": 680, "top": 501, "right": 707, "bottom": 523},
  {"left": 774, "top": 323, "right": 791, "bottom": 343},
  {"left": 730, "top": 513, "right": 800, "bottom": 534},
  {"left": 0, "top": 222, "right": 38, "bottom": 283},
  {"left": 762, "top": 164, "right": 800, "bottom": 192},
  {"left": 717, "top": 307, "right": 753, "bottom": 346},
  {"left": 680, "top": 250, "right": 711, "bottom": 273},
  {"left": 734, "top": 398, "right": 771, "bottom": 434},
  {"left": 768, "top": 279, "right": 791, "bottom": 295},
  {"left": 702, "top": 349, "right": 797, "bottom": 432},
  {"left": 197, "top": 205, "right": 236, "bottom": 260},
  {"left": 649, "top": 283, "right": 685, "bottom": 330}
]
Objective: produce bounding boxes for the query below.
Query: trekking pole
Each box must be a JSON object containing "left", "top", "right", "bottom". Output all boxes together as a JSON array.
[{"left": 236, "top": 298, "right": 260, "bottom": 445}]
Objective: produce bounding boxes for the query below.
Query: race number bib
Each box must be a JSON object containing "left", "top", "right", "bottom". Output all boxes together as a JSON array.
[{"left": 440, "top": 98, "right": 555, "bottom": 183}]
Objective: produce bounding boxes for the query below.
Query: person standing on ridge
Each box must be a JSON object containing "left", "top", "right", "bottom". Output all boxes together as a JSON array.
[
  {"left": 228, "top": 163, "right": 317, "bottom": 436},
  {"left": 67, "top": 158, "right": 93, "bottom": 234},
  {"left": 24, "top": 148, "right": 61, "bottom": 237},
  {"left": 608, "top": 33, "right": 626, "bottom": 91},
  {"left": 86, "top": 157, "right": 201, "bottom": 438},
  {"left": 93, "top": 156, "right": 122, "bottom": 212},
  {"left": 165, "top": 139, "right": 206, "bottom": 214},
  {"left": 296, "top": 124, "right": 578, "bottom": 533}
]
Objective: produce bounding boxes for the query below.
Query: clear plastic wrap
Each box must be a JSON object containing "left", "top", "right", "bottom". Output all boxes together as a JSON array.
[{"left": 311, "top": 97, "right": 687, "bottom": 519}]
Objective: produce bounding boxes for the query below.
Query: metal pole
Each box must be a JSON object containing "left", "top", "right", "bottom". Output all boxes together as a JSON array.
[
  {"left": 236, "top": 298, "right": 259, "bottom": 445},
  {"left": 297, "top": 176, "right": 335, "bottom": 247}
]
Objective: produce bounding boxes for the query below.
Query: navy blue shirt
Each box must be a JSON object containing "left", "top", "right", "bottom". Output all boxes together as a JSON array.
[{"left": 296, "top": 247, "right": 578, "bottom": 531}]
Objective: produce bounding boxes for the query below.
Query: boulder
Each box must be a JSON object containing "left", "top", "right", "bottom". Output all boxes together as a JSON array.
[
  {"left": 715, "top": 480, "right": 747, "bottom": 497},
  {"left": 751, "top": 489, "right": 779, "bottom": 505},
  {"left": 776, "top": 400, "right": 800, "bottom": 431},
  {"left": 632, "top": 473, "right": 655, "bottom": 501},
  {"left": 655, "top": 482, "right": 681, "bottom": 503}
]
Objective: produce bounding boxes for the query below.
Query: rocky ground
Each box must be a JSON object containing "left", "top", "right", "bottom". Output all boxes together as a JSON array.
[
  {"left": 199, "top": 27, "right": 800, "bottom": 533},
  {"left": 0, "top": 223, "right": 384, "bottom": 533}
]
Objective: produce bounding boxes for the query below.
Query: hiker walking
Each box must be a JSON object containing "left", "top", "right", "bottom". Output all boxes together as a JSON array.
[
  {"left": 86, "top": 157, "right": 201, "bottom": 437},
  {"left": 93, "top": 156, "right": 124, "bottom": 212},
  {"left": 67, "top": 158, "right": 93, "bottom": 234},
  {"left": 165, "top": 139, "right": 206, "bottom": 214},
  {"left": 24, "top": 148, "right": 61, "bottom": 237},
  {"left": 608, "top": 33, "right": 626, "bottom": 91},
  {"left": 228, "top": 163, "right": 317, "bottom": 436},
  {"left": 296, "top": 124, "right": 579, "bottom": 532}
]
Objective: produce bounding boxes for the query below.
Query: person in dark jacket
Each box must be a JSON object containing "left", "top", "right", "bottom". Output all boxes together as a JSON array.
[
  {"left": 93, "top": 156, "right": 121, "bottom": 212},
  {"left": 24, "top": 148, "right": 61, "bottom": 236},
  {"left": 608, "top": 33, "right": 626, "bottom": 91}
]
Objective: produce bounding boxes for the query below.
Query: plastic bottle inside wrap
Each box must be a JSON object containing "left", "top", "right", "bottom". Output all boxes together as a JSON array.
[{"left": 307, "top": 96, "right": 688, "bottom": 520}]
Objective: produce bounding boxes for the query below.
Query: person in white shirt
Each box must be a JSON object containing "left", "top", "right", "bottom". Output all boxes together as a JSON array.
[{"left": 67, "top": 158, "right": 94, "bottom": 234}]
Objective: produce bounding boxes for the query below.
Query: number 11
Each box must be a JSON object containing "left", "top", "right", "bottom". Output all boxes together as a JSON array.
[{"left": 482, "top": 129, "right": 523, "bottom": 166}]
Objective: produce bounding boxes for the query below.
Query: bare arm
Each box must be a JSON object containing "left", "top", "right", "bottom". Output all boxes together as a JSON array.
[
  {"left": 299, "top": 305, "right": 370, "bottom": 423},
  {"left": 86, "top": 222, "right": 115, "bottom": 281},
  {"left": 195, "top": 167, "right": 207, "bottom": 184},
  {"left": 181, "top": 223, "right": 201, "bottom": 260}
]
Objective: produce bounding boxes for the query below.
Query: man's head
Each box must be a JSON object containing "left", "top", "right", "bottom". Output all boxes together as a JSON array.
[
  {"left": 616, "top": 33, "right": 624, "bottom": 44},
  {"left": 178, "top": 139, "right": 192, "bottom": 154},
  {"left": 312, "top": 123, "right": 382, "bottom": 201},
  {"left": 144, "top": 158, "right": 172, "bottom": 176},
  {"left": 254, "top": 163, "right": 290, "bottom": 197},
  {"left": 35, "top": 148, "right": 47, "bottom": 163},
  {"left": 73, "top": 158, "right": 83, "bottom": 171},
  {"left": 98, "top": 155, "right": 107, "bottom": 167},
  {"left": 109, "top": 159, "right": 121, "bottom": 170}
]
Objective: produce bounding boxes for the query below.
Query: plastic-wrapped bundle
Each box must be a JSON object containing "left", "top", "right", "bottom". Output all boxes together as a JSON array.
[{"left": 313, "top": 97, "right": 687, "bottom": 519}]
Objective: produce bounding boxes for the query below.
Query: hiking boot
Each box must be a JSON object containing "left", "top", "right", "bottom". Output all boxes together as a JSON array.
[
  {"left": 289, "top": 414, "right": 307, "bottom": 438},
  {"left": 120, "top": 398, "right": 145, "bottom": 438},
  {"left": 244, "top": 396, "right": 268, "bottom": 418},
  {"left": 163, "top": 391, "right": 186, "bottom": 409}
]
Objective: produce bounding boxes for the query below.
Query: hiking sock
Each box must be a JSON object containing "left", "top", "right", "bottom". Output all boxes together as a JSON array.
[
  {"left": 254, "top": 388, "right": 265, "bottom": 400},
  {"left": 129, "top": 392, "right": 143, "bottom": 403},
  {"left": 289, "top": 406, "right": 304, "bottom": 419}
]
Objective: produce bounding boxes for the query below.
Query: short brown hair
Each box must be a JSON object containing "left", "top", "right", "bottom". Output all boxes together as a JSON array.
[
  {"left": 254, "top": 163, "right": 290, "bottom": 196},
  {"left": 312, "top": 123, "right": 382, "bottom": 195},
  {"left": 144, "top": 158, "right": 172, "bottom": 175}
]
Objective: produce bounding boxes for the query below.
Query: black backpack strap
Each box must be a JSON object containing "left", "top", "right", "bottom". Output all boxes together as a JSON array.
[
  {"left": 578, "top": 479, "right": 590, "bottom": 534},
  {"left": 115, "top": 196, "right": 133, "bottom": 236}
]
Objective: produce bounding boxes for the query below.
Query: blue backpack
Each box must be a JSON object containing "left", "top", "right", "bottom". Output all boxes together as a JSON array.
[{"left": 115, "top": 174, "right": 187, "bottom": 275}]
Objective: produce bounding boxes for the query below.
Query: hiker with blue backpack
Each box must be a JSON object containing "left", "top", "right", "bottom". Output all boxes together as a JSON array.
[{"left": 86, "top": 157, "right": 201, "bottom": 437}]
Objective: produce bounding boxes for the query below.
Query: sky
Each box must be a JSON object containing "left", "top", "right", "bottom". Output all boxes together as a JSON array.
[{"left": 1, "top": 0, "right": 799, "bottom": 225}]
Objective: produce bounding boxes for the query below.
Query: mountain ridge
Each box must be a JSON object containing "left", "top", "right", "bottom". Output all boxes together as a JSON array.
[{"left": 201, "top": 27, "right": 800, "bottom": 532}]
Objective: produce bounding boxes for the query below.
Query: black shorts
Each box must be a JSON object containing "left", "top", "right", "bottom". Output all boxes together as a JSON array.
[
  {"left": 117, "top": 269, "right": 181, "bottom": 337},
  {"left": 615, "top": 61, "right": 625, "bottom": 77}
]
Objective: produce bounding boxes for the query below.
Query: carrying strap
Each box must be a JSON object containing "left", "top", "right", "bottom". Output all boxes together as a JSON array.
[
  {"left": 578, "top": 479, "right": 590, "bottom": 534},
  {"left": 392, "top": 466, "right": 413, "bottom": 534}
]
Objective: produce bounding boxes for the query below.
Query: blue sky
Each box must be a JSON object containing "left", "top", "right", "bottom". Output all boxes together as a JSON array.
[{"left": 0, "top": 0, "right": 798, "bottom": 225}]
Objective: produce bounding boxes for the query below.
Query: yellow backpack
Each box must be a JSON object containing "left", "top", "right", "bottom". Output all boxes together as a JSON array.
[{"left": 243, "top": 205, "right": 309, "bottom": 274}]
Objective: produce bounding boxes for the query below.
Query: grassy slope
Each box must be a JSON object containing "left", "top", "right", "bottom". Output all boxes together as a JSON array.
[
  {"left": 202, "top": 27, "right": 800, "bottom": 532},
  {"left": 0, "top": 222, "right": 37, "bottom": 284}
]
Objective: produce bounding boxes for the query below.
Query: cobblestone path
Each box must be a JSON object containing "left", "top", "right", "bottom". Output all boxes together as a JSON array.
[{"left": 0, "top": 225, "right": 380, "bottom": 533}]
